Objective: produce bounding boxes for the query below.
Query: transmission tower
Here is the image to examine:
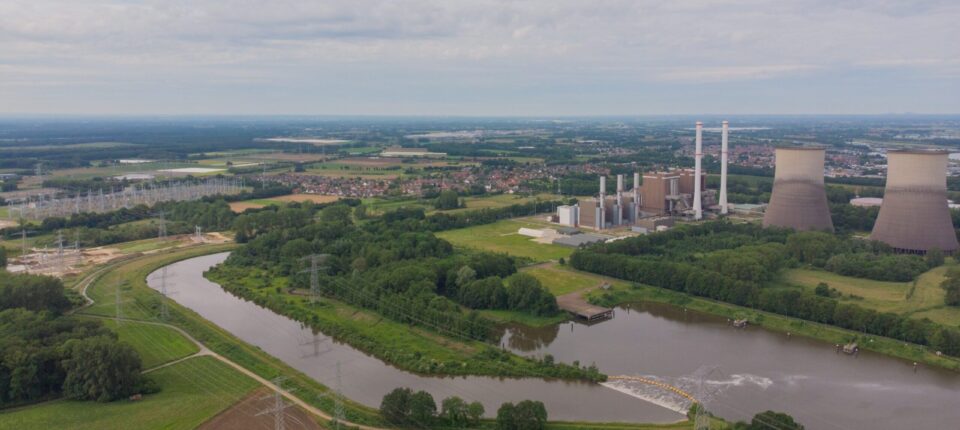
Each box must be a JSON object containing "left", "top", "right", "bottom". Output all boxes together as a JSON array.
[
  {"left": 195, "top": 225, "right": 203, "bottom": 242},
  {"left": 56, "top": 230, "right": 65, "bottom": 273},
  {"left": 156, "top": 211, "right": 168, "bottom": 241},
  {"left": 689, "top": 365, "right": 721, "bottom": 430},
  {"left": 256, "top": 377, "right": 299, "bottom": 430},
  {"left": 115, "top": 284, "right": 123, "bottom": 326},
  {"left": 301, "top": 254, "right": 330, "bottom": 303},
  {"left": 334, "top": 361, "right": 344, "bottom": 430},
  {"left": 158, "top": 267, "right": 177, "bottom": 320}
]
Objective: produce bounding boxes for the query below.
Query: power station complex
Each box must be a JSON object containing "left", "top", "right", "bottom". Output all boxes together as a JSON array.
[
  {"left": 557, "top": 121, "right": 728, "bottom": 230},
  {"left": 556, "top": 121, "right": 957, "bottom": 255}
]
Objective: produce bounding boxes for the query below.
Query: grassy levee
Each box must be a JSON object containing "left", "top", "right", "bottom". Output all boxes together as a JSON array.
[
  {"left": 0, "top": 357, "right": 259, "bottom": 430},
  {"left": 77, "top": 244, "right": 387, "bottom": 427},
  {"left": 477, "top": 309, "right": 569, "bottom": 327},
  {"left": 588, "top": 281, "right": 960, "bottom": 372}
]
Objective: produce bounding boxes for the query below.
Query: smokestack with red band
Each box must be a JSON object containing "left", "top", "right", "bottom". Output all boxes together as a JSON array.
[
  {"left": 693, "top": 121, "right": 703, "bottom": 220},
  {"left": 720, "top": 121, "right": 729, "bottom": 215}
]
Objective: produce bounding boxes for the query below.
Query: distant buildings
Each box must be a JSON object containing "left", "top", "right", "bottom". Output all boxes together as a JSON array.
[{"left": 380, "top": 147, "right": 447, "bottom": 158}]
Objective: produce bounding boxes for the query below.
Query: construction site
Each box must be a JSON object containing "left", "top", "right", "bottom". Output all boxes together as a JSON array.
[{"left": 5, "top": 229, "right": 231, "bottom": 278}]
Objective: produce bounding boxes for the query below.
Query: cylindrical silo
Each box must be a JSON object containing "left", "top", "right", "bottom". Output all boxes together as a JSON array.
[
  {"left": 763, "top": 147, "right": 834, "bottom": 232},
  {"left": 870, "top": 150, "right": 958, "bottom": 253}
]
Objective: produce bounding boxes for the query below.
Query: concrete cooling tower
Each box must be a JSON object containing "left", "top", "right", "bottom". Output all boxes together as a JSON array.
[
  {"left": 870, "top": 150, "right": 958, "bottom": 253},
  {"left": 763, "top": 147, "right": 834, "bottom": 232}
]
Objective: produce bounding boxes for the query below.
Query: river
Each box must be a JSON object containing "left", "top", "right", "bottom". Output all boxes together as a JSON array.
[{"left": 150, "top": 253, "right": 960, "bottom": 429}]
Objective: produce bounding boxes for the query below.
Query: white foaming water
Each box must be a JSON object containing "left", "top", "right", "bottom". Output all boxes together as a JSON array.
[
  {"left": 702, "top": 374, "right": 774, "bottom": 390},
  {"left": 600, "top": 379, "right": 692, "bottom": 416}
]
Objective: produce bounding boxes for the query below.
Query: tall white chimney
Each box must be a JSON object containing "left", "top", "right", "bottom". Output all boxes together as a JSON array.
[
  {"left": 720, "top": 120, "right": 729, "bottom": 215},
  {"left": 634, "top": 172, "right": 641, "bottom": 217},
  {"left": 693, "top": 121, "right": 703, "bottom": 220},
  {"left": 599, "top": 176, "right": 606, "bottom": 229}
]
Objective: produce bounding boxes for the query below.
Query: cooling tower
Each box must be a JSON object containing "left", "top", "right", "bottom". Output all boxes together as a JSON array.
[
  {"left": 870, "top": 150, "right": 958, "bottom": 253},
  {"left": 763, "top": 147, "right": 833, "bottom": 232}
]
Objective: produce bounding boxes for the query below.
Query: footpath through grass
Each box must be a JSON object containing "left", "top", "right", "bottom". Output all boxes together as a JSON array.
[{"left": 0, "top": 356, "right": 258, "bottom": 430}]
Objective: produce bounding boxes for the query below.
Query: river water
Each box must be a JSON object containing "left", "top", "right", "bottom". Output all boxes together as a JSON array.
[{"left": 150, "top": 253, "right": 960, "bottom": 429}]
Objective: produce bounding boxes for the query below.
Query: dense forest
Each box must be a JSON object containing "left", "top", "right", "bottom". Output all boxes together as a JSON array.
[
  {"left": 572, "top": 222, "right": 960, "bottom": 357},
  {"left": 225, "top": 202, "right": 562, "bottom": 338},
  {"left": 0, "top": 272, "right": 149, "bottom": 406}
]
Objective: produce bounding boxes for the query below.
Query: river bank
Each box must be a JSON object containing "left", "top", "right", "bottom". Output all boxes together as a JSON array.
[
  {"left": 157, "top": 252, "right": 688, "bottom": 424},
  {"left": 587, "top": 281, "right": 960, "bottom": 372}
]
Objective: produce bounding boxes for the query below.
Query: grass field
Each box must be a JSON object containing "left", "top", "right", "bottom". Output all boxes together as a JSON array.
[
  {"left": 436, "top": 218, "right": 573, "bottom": 263},
  {"left": 0, "top": 357, "right": 258, "bottom": 430},
  {"left": 102, "top": 319, "right": 200, "bottom": 369},
  {"left": 523, "top": 264, "right": 616, "bottom": 296},
  {"left": 780, "top": 265, "right": 960, "bottom": 326}
]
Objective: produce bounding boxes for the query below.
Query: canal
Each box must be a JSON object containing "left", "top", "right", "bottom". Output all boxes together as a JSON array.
[{"left": 151, "top": 253, "right": 960, "bottom": 429}]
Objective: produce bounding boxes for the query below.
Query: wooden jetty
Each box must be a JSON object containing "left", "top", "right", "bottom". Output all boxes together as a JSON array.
[{"left": 556, "top": 293, "right": 613, "bottom": 321}]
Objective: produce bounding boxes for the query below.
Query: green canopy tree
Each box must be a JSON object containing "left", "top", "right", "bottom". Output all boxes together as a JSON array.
[{"left": 60, "top": 336, "right": 144, "bottom": 402}]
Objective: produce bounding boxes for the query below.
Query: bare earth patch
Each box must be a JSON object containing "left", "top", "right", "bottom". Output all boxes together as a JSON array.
[
  {"left": 229, "top": 201, "right": 266, "bottom": 213},
  {"left": 198, "top": 387, "right": 321, "bottom": 430}
]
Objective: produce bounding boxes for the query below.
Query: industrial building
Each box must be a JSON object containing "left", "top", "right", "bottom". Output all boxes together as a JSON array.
[
  {"left": 556, "top": 121, "right": 727, "bottom": 230},
  {"left": 763, "top": 147, "right": 834, "bottom": 232},
  {"left": 870, "top": 150, "right": 959, "bottom": 254}
]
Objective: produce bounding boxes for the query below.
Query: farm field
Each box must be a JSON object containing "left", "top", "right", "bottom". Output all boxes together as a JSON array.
[
  {"left": 781, "top": 265, "right": 960, "bottom": 326},
  {"left": 0, "top": 357, "right": 258, "bottom": 430},
  {"left": 436, "top": 218, "right": 573, "bottom": 263},
  {"left": 432, "top": 193, "right": 562, "bottom": 215},
  {"left": 228, "top": 193, "right": 340, "bottom": 212}
]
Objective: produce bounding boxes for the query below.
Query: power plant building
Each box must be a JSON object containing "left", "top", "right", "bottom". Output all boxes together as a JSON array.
[
  {"left": 870, "top": 150, "right": 959, "bottom": 253},
  {"left": 554, "top": 120, "right": 729, "bottom": 230},
  {"left": 763, "top": 147, "right": 834, "bottom": 232}
]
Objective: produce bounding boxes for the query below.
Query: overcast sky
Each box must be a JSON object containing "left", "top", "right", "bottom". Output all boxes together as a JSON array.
[{"left": 2, "top": 0, "right": 958, "bottom": 116}]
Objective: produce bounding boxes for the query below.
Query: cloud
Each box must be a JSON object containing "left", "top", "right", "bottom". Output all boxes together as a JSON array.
[{"left": 0, "top": 0, "right": 958, "bottom": 114}]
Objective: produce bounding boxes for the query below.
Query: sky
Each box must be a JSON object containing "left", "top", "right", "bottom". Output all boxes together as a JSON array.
[{"left": 1, "top": 0, "right": 959, "bottom": 116}]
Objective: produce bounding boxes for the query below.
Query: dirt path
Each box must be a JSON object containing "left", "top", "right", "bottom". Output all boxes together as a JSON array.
[{"left": 75, "top": 251, "right": 388, "bottom": 430}]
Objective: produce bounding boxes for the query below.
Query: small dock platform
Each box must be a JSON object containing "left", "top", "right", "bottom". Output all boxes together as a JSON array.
[{"left": 557, "top": 293, "right": 614, "bottom": 321}]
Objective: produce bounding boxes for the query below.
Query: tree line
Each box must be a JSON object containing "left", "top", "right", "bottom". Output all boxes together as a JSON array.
[{"left": 379, "top": 387, "right": 548, "bottom": 430}]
